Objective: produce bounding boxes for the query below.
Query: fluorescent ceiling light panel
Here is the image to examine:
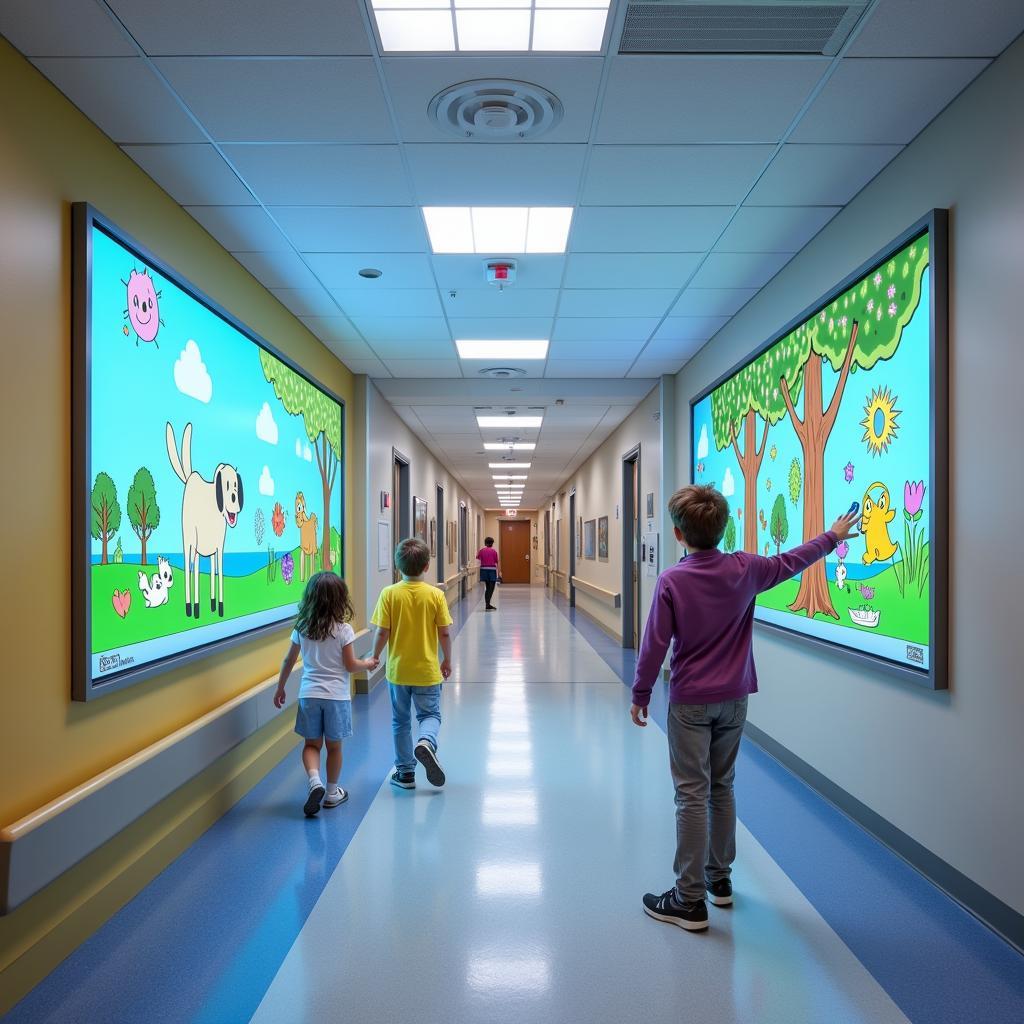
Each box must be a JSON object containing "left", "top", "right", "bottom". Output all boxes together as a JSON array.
[
  {"left": 484, "top": 443, "right": 536, "bottom": 451},
  {"left": 477, "top": 416, "right": 543, "bottom": 428},
  {"left": 493, "top": 475, "right": 528, "bottom": 479},
  {"left": 488, "top": 463, "right": 531, "bottom": 468},
  {"left": 457, "top": 340, "right": 548, "bottom": 360},
  {"left": 423, "top": 208, "right": 572, "bottom": 254},
  {"left": 370, "top": 2, "right": 610, "bottom": 52}
]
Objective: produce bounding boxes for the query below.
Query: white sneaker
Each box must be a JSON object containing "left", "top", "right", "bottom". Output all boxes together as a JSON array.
[{"left": 323, "top": 788, "right": 349, "bottom": 808}]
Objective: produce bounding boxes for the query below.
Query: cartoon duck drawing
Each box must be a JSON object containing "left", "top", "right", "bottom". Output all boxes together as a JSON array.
[{"left": 860, "top": 482, "right": 899, "bottom": 565}]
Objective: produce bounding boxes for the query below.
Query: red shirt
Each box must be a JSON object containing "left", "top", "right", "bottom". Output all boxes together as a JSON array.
[{"left": 478, "top": 547, "right": 499, "bottom": 568}]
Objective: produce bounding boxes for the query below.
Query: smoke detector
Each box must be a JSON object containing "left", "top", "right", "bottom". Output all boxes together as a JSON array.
[
  {"left": 479, "top": 366, "right": 527, "bottom": 378},
  {"left": 429, "top": 79, "right": 564, "bottom": 141}
]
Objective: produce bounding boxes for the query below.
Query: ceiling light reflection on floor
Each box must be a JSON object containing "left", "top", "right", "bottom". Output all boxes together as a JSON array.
[
  {"left": 466, "top": 953, "right": 551, "bottom": 994},
  {"left": 486, "top": 755, "right": 533, "bottom": 778},
  {"left": 482, "top": 792, "right": 537, "bottom": 826},
  {"left": 474, "top": 862, "right": 543, "bottom": 897}
]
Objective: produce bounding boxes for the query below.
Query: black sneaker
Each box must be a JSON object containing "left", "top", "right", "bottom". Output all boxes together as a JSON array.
[
  {"left": 390, "top": 770, "right": 416, "bottom": 790},
  {"left": 642, "top": 889, "right": 709, "bottom": 931},
  {"left": 415, "top": 740, "right": 446, "bottom": 787},
  {"left": 707, "top": 878, "right": 733, "bottom": 906},
  {"left": 303, "top": 784, "right": 325, "bottom": 817}
]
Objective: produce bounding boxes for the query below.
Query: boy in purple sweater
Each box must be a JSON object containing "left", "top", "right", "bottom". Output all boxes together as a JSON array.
[{"left": 630, "top": 484, "right": 859, "bottom": 931}]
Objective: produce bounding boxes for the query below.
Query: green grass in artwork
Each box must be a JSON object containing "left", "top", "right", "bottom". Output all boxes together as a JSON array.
[
  {"left": 93, "top": 528, "right": 343, "bottom": 654},
  {"left": 756, "top": 551, "right": 929, "bottom": 646}
]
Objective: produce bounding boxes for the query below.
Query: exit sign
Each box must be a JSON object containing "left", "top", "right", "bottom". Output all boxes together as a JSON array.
[{"left": 505, "top": 509, "right": 517, "bottom": 517}]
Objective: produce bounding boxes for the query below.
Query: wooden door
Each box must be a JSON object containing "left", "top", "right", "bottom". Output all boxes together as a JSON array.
[{"left": 499, "top": 520, "right": 531, "bottom": 583}]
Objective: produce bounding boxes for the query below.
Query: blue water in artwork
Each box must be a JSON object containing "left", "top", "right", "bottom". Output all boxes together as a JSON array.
[{"left": 93, "top": 551, "right": 279, "bottom": 578}]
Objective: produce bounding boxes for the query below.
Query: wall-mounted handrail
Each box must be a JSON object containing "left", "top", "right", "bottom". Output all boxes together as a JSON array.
[{"left": 570, "top": 576, "right": 621, "bottom": 608}]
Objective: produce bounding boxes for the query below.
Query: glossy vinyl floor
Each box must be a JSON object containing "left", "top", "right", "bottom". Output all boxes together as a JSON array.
[{"left": 10, "top": 586, "right": 1024, "bottom": 1023}]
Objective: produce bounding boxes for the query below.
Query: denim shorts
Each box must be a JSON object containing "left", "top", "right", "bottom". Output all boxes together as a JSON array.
[{"left": 294, "top": 698, "right": 353, "bottom": 741}]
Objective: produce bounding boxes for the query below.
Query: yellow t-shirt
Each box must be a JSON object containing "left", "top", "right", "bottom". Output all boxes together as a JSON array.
[{"left": 371, "top": 580, "right": 453, "bottom": 686}]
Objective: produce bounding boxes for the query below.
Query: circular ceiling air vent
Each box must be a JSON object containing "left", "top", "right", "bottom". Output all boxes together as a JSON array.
[
  {"left": 429, "top": 79, "right": 564, "bottom": 141},
  {"left": 478, "top": 367, "right": 527, "bottom": 378}
]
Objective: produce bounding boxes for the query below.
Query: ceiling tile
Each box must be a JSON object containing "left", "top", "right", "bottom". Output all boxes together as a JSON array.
[
  {"left": 107, "top": 0, "right": 372, "bottom": 56},
  {"left": 636, "top": 337, "right": 707, "bottom": 363},
  {"left": 598, "top": 56, "right": 828, "bottom": 144},
  {"left": 270, "top": 287, "right": 338, "bottom": 317},
  {"left": 448, "top": 317, "right": 553, "bottom": 340},
  {"left": 224, "top": 144, "right": 411, "bottom": 205},
  {"left": 791, "top": 58, "right": 989, "bottom": 144},
  {"left": 383, "top": 359, "right": 463, "bottom": 378},
  {"left": 558, "top": 290, "right": 677, "bottom": 318},
  {"left": 233, "top": 250, "right": 320, "bottom": 289},
  {"left": 433, "top": 255, "right": 564, "bottom": 291},
  {"left": 670, "top": 288, "right": 758, "bottom": 317},
  {"left": 309, "top": 334, "right": 376, "bottom": 361},
  {"left": 350, "top": 318, "right": 452, "bottom": 344},
  {"left": 460, "top": 359, "right": 546, "bottom": 378},
  {"left": 0, "top": 0, "right": 135, "bottom": 56},
  {"left": 412, "top": 407, "right": 480, "bottom": 429},
  {"left": 406, "top": 144, "right": 586, "bottom": 205},
  {"left": 716, "top": 206, "right": 840, "bottom": 252},
  {"left": 552, "top": 318, "right": 660, "bottom": 342},
  {"left": 382, "top": 57, "right": 603, "bottom": 144},
  {"left": 688, "top": 251, "right": 794, "bottom": 290},
  {"left": 271, "top": 207, "right": 426, "bottom": 253},
  {"left": 299, "top": 316, "right": 363, "bottom": 346},
  {"left": 545, "top": 361, "right": 636, "bottom": 377},
  {"left": 442, "top": 290, "right": 559, "bottom": 318},
  {"left": 849, "top": 0, "right": 1024, "bottom": 57},
  {"left": 303, "top": 253, "right": 436, "bottom": 289},
  {"left": 343, "top": 357, "right": 391, "bottom": 377},
  {"left": 747, "top": 144, "right": 903, "bottom": 205},
  {"left": 155, "top": 58, "right": 394, "bottom": 144},
  {"left": 564, "top": 253, "right": 701, "bottom": 290},
  {"left": 330, "top": 289, "right": 444, "bottom": 317},
  {"left": 121, "top": 144, "right": 256, "bottom": 204},
  {"left": 186, "top": 205, "right": 292, "bottom": 251},
  {"left": 652, "top": 315, "right": 730, "bottom": 342},
  {"left": 629, "top": 358, "right": 683, "bottom": 378},
  {"left": 548, "top": 340, "right": 645, "bottom": 360},
  {"left": 32, "top": 58, "right": 203, "bottom": 143},
  {"left": 582, "top": 146, "right": 775, "bottom": 206},
  {"left": 570, "top": 206, "right": 732, "bottom": 253}
]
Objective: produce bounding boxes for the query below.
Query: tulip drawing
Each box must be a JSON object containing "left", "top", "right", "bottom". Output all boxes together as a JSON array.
[
  {"left": 904, "top": 480, "right": 925, "bottom": 521},
  {"left": 896, "top": 480, "right": 929, "bottom": 599}
]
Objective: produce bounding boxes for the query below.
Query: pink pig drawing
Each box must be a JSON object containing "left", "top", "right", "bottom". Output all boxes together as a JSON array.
[{"left": 123, "top": 268, "right": 163, "bottom": 346}]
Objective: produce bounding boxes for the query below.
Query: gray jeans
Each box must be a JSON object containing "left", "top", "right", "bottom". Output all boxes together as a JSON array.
[{"left": 667, "top": 698, "right": 748, "bottom": 903}]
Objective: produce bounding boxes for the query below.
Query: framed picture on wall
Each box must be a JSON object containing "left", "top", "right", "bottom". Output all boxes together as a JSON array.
[
  {"left": 646, "top": 492, "right": 655, "bottom": 520},
  {"left": 413, "top": 496, "right": 427, "bottom": 543},
  {"left": 577, "top": 516, "right": 583, "bottom": 557},
  {"left": 598, "top": 516, "right": 609, "bottom": 559},
  {"left": 584, "top": 519, "right": 596, "bottom": 560},
  {"left": 429, "top": 516, "right": 436, "bottom": 556},
  {"left": 556, "top": 518, "right": 561, "bottom": 571}
]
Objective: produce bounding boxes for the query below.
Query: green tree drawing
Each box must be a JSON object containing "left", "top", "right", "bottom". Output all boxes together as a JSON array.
[
  {"left": 723, "top": 516, "right": 737, "bottom": 553},
  {"left": 113, "top": 537, "right": 124, "bottom": 563},
  {"left": 90, "top": 472, "right": 121, "bottom": 565},
  {"left": 772, "top": 236, "right": 930, "bottom": 620},
  {"left": 127, "top": 467, "right": 160, "bottom": 566},
  {"left": 788, "top": 457, "right": 802, "bottom": 508},
  {"left": 770, "top": 494, "right": 789, "bottom": 555},
  {"left": 260, "top": 350, "right": 341, "bottom": 571}
]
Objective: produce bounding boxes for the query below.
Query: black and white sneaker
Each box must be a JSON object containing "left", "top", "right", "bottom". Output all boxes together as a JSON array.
[
  {"left": 390, "top": 770, "right": 416, "bottom": 790},
  {"left": 707, "top": 878, "right": 733, "bottom": 906},
  {"left": 642, "top": 889, "right": 709, "bottom": 931},
  {"left": 415, "top": 740, "right": 446, "bottom": 787},
  {"left": 303, "top": 784, "right": 325, "bottom": 817}
]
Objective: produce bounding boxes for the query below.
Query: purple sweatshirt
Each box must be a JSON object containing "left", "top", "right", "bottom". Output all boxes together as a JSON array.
[{"left": 631, "top": 532, "right": 838, "bottom": 707}]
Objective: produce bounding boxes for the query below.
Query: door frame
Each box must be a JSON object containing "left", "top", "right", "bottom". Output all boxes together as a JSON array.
[
  {"left": 621, "top": 444, "right": 641, "bottom": 649},
  {"left": 458, "top": 501, "right": 468, "bottom": 600},
  {"left": 435, "top": 483, "right": 445, "bottom": 584},
  {"left": 392, "top": 448, "right": 411, "bottom": 583},
  {"left": 568, "top": 489, "right": 577, "bottom": 607}
]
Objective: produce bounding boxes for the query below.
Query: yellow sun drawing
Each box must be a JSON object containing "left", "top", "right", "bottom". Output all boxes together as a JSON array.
[{"left": 861, "top": 386, "right": 901, "bottom": 456}]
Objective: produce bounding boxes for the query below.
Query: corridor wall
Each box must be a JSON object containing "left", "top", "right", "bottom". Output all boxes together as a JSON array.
[
  {"left": 0, "top": 38, "right": 357, "bottom": 1008},
  {"left": 673, "top": 34, "right": 1024, "bottom": 931}
]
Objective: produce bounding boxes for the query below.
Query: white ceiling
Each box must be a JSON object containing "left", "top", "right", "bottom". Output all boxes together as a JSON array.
[{"left": 3, "top": 0, "right": 1021, "bottom": 509}]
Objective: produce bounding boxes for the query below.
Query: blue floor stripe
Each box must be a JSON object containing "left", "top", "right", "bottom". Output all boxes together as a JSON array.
[
  {"left": 547, "top": 587, "right": 1024, "bottom": 1022},
  {"left": 7, "top": 589, "right": 482, "bottom": 1024}
]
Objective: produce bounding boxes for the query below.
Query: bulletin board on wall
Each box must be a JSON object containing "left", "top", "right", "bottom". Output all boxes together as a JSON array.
[
  {"left": 690, "top": 210, "right": 948, "bottom": 690},
  {"left": 72, "top": 204, "right": 345, "bottom": 700}
]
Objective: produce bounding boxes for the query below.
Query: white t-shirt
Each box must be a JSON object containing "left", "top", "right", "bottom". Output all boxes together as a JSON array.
[{"left": 291, "top": 621, "right": 356, "bottom": 701}]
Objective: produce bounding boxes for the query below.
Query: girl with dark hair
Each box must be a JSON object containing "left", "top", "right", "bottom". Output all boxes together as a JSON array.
[
  {"left": 478, "top": 536, "right": 500, "bottom": 610},
  {"left": 274, "top": 572, "right": 378, "bottom": 816}
]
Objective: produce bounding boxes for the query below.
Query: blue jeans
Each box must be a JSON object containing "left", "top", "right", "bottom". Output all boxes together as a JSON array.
[{"left": 389, "top": 683, "right": 442, "bottom": 773}]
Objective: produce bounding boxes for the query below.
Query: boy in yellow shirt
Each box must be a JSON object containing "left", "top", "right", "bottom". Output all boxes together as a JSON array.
[{"left": 371, "top": 538, "right": 453, "bottom": 790}]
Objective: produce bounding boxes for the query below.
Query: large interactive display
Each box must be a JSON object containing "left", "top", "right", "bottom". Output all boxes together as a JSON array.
[
  {"left": 690, "top": 211, "right": 947, "bottom": 689},
  {"left": 73, "top": 205, "right": 344, "bottom": 700}
]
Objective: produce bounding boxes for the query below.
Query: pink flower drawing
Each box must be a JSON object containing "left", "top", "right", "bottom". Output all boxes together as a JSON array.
[
  {"left": 904, "top": 480, "right": 926, "bottom": 519},
  {"left": 887, "top": 284, "right": 896, "bottom": 299},
  {"left": 844, "top": 461, "right": 855, "bottom": 483},
  {"left": 836, "top": 541, "right": 849, "bottom": 560}
]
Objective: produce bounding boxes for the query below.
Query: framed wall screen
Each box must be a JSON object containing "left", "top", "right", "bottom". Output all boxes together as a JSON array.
[
  {"left": 73, "top": 204, "right": 345, "bottom": 700},
  {"left": 690, "top": 210, "right": 948, "bottom": 690}
]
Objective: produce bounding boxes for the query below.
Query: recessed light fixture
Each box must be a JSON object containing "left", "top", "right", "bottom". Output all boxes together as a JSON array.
[
  {"left": 493, "top": 476, "right": 528, "bottom": 480},
  {"left": 478, "top": 416, "right": 543, "bottom": 428},
  {"left": 484, "top": 442, "right": 536, "bottom": 451},
  {"left": 358, "top": 267, "right": 382, "bottom": 279},
  {"left": 423, "top": 208, "right": 572, "bottom": 254},
  {"left": 457, "top": 340, "right": 548, "bottom": 360},
  {"left": 488, "top": 463, "right": 531, "bottom": 469},
  {"left": 370, "top": 2, "right": 611, "bottom": 53}
]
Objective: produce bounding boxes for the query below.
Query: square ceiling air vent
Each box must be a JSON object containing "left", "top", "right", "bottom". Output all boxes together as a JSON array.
[{"left": 619, "top": 0, "right": 867, "bottom": 55}]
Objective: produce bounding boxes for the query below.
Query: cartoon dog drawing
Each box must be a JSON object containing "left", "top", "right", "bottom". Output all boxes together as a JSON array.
[
  {"left": 166, "top": 422, "right": 243, "bottom": 618},
  {"left": 138, "top": 556, "right": 174, "bottom": 608},
  {"left": 295, "top": 492, "right": 319, "bottom": 582}
]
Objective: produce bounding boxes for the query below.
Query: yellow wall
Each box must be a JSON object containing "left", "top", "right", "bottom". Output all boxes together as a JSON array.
[{"left": 0, "top": 38, "right": 355, "bottom": 831}]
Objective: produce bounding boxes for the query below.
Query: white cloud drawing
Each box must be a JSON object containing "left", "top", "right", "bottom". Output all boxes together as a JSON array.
[
  {"left": 295, "top": 439, "right": 303, "bottom": 458},
  {"left": 259, "top": 465, "right": 275, "bottom": 496},
  {"left": 303, "top": 444, "right": 312, "bottom": 462},
  {"left": 174, "top": 340, "right": 212, "bottom": 403},
  {"left": 697, "top": 424, "right": 709, "bottom": 460},
  {"left": 255, "top": 402, "right": 278, "bottom": 445},
  {"left": 721, "top": 467, "right": 736, "bottom": 497}
]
